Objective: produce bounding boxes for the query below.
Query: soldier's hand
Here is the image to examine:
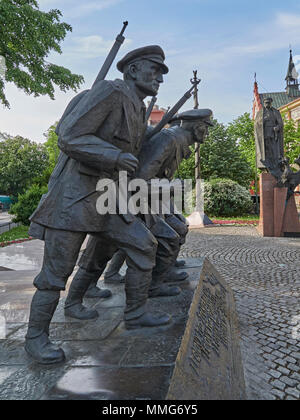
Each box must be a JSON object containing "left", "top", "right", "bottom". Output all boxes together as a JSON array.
[{"left": 116, "top": 153, "right": 139, "bottom": 174}]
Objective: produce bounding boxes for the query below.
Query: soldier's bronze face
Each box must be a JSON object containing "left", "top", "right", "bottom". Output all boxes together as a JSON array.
[
  {"left": 134, "top": 60, "right": 164, "bottom": 97},
  {"left": 264, "top": 99, "right": 272, "bottom": 109}
]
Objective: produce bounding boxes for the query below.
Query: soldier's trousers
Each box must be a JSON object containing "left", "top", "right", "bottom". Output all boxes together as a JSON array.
[
  {"left": 163, "top": 214, "right": 189, "bottom": 264},
  {"left": 165, "top": 214, "right": 189, "bottom": 246},
  {"left": 80, "top": 215, "right": 181, "bottom": 294},
  {"left": 34, "top": 214, "right": 158, "bottom": 320}
]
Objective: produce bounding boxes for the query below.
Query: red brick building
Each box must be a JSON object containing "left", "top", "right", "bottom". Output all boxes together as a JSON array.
[{"left": 147, "top": 103, "right": 168, "bottom": 126}]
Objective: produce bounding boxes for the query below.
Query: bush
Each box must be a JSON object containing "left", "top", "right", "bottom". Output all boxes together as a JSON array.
[
  {"left": 10, "top": 184, "right": 48, "bottom": 226},
  {"left": 204, "top": 178, "right": 253, "bottom": 217}
]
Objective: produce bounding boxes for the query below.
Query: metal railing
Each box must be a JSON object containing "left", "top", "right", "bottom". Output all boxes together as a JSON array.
[{"left": 0, "top": 222, "right": 21, "bottom": 235}]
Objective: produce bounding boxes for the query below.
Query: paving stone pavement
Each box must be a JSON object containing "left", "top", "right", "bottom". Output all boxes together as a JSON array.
[{"left": 180, "top": 226, "right": 300, "bottom": 401}]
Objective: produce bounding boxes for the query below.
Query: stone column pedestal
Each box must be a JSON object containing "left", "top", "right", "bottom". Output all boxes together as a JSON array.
[
  {"left": 257, "top": 173, "right": 277, "bottom": 237},
  {"left": 257, "top": 173, "right": 300, "bottom": 237}
]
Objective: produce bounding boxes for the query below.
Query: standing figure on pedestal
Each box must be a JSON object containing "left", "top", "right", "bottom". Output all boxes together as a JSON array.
[{"left": 255, "top": 97, "right": 284, "bottom": 171}]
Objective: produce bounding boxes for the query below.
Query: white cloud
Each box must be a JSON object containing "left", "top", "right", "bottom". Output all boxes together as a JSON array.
[
  {"left": 67, "top": 0, "right": 123, "bottom": 18},
  {"left": 0, "top": 83, "right": 86, "bottom": 142},
  {"left": 228, "top": 12, "right": 300, "bottom": 56},
  {"left": 65, "top": 36, "right": 132, "bottom": 59},
  {"left": 38, "top": 0, "right": 123, "bottom": 17},
  {"left": 276, "top": 13, "right": 300, "bottom": 27}
]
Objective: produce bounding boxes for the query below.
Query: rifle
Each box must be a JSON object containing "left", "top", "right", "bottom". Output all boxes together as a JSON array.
[
  {"left": 92, "top": 21, "right": 128, "bottom": 88},
  {"left": 145, "top": 96, "right": 157, "bottom": 121},
  {"left": 56, "top": 21, "right": 129, "bottom": 134},
  {"left": 146, "top": 80, "right": 201, "bottom": 140}
]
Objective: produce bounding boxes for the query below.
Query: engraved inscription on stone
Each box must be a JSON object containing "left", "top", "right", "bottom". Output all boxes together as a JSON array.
[
  {"left": 189, "top": 278, "right": 228, "bottom": 375},
  {"left": 167, "top": 258, "right": 246, "bottom": 400}
]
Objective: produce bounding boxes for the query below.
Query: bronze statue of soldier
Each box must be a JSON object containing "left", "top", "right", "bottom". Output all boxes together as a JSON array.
[
  {"left": 24, "top": 45, "right": 208, "bottom": 364},
  {"left": 255, "top": 97, "right": 284, "bottom": 170}
]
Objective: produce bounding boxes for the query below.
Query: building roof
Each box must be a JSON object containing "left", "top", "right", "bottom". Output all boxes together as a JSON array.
[
  {"left": 256, "top": 50, "right": 300, "bottom": 111},
  {"left": 259, "top": 91, "right": 300, "bottom": 109},
  {"left": 286, "top": 49, "right": 298, "bottom": 82}
]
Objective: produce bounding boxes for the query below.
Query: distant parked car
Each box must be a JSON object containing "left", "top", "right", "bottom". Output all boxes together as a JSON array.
[{"left": 0, "top": 196, "right": 12, "bottom": 211}]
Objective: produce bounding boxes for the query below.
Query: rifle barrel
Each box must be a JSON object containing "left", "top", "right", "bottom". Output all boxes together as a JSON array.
[
  {"left": 145, "top": 96, "right": 157, "bottom": 121},
  {"left": 92, "top": 21, "right": 128, "bottom": 88},
  {"left": 147, "top": 83, "right": 199, "bottom": 139}
]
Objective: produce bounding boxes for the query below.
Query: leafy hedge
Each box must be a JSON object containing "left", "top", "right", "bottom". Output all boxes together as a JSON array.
[
  {"left": 10, "top": 184, "right": 48, "bottom": 226},
  {"left": 204, "top": 178, "right": 253, "bottom": 217}
]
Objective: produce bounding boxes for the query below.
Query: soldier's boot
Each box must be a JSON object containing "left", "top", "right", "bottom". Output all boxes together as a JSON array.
[
  {"left": 64, "top": 268, "right": 101, "bottom": 320},
  {"left": 125, "top": 311, "right": 172, "bottom": 330},
  {"left": 148, "top": 283, "right": 181, "bottom": 298},
  {"left": 25, "top": 290, "right": 65, "bottom": 364},
  {"left": 175, "top": 259, "right": 186, "bottom": 268},
  {"left": 162, "top": 266, "right": 189, "bottom": 284},
  {"left": 124, "top": 268, "right": 172, "bottom": 330},
  {"left": 104, "top": 250, "right": 126, "bottom": 284},
  {"left": 104, "top": 272, "right": 126, "bottom": 284},
  {"left": 85, "top": 279, "right": 113, "bottom": 299}
]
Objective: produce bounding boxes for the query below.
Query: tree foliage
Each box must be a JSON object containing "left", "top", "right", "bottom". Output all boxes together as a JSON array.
[
  {"left": 44, "top": 122, "right": 59, "bottom": 169},
  {"left": 10, "top": 182, "right": 48, "bottom": 225},
  {"left": 282, "top": 116, "right": 300, "bottom": 164},
  {"left": 0, "top": 135, "right": 48, "bottom": 198},
  {"left": 176, "top": 117, "right": 254, "bottom": 187},
  {"left": 0, "top": 0, "right": 84, "bottom": 107},
  {"left": 227, "top": 113, "right": 256, "bottom": 176},
  {"left": 31, "top": 122, "right": 59, "bottom": 186},
  {"left": 199, "top": 120, "right": 253, "bottom": 188}
]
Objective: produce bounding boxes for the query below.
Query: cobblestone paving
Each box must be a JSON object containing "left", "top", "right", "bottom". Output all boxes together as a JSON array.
[{"left": 180, "top": 226, "right": 300, "bottom": 400}]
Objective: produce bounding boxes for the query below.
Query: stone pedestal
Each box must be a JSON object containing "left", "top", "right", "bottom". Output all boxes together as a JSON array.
[
  {"left": 282, "top": 194, "right": 300, "bottom": 236},
  {"left": 273, "top": 187, "right": 288, "bottom": 238},
  {"left": 257, "top": 173, "right": 277, "bottom": 237},
  {"left": 257, "top": 173, "right": 300, "bottom": 237},
  {"left": 187, "top": 212, "right": 214, "bottom": 229},
  {"left": 167, "top": 259, "right": 245, "bottom": 400}
]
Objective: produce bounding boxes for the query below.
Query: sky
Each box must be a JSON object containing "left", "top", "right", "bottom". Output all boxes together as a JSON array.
[{"left": 1, "top": 0, "right": 300, "bottom": 143}]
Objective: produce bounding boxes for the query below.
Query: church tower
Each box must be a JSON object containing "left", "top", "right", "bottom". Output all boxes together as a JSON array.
[{"left": 286, "top": 49, "right": 300, "bottom": 98}]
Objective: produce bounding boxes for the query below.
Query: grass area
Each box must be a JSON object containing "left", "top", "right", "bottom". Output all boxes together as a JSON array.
[
  {"left": 211, "top": 215, "right": 259, "bottom": 221},
  {"left": 0, "top": 225, "right": 29, "bottom": 243}
]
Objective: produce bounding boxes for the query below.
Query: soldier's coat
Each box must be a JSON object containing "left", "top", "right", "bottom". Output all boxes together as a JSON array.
[{"left": 30, "top": 79, "right": 147, "bottom": 233}]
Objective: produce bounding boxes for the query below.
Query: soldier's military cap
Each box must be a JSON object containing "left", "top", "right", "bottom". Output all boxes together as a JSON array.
[
  {"left": 117, "top": 45, "right": 169, "bottom": 74},
  {"left": 170, "top": 109, "right": 214, "bottom": 126}
]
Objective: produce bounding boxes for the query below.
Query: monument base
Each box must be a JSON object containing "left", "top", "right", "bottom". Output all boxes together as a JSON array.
[
  {"left": 257, "top": 173, "right": 300, "bottom": 237},
  {"left": 167, "top": 258, "right": 246, "bottom": 400},
  {"left": 0, "top": 257, "right": 245, "bottom": 400},
  {"left": 187, "top": 211, "right": 214, "bottom": 229}
]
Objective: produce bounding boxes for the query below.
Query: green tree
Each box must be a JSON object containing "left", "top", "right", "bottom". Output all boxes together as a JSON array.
[
  {"left": 32, "top": 122, "right": 60, "bottom": 186},
  {"left": 0, "top": 0, "right": 84, "bottom": 107},
  {"left": 175, "top": 119, "right": 253, "bottom": 187},
  {"left": 0, "top": 132, "right": 10, "bottom": 140},
  {"left": 44, "top": 123, "right": 59, "bottom": 170},
  {"left": 282, "top": 116, "right": 300, "bottom": 164},
  {"left": 174, "top": 144, "right": 195, "bottom": 181},
  {"left": 10, "top": 183, "right": 48, "bottom": 225},
  {"left": 199, "top": 120, "right": 253, "bottom": 188},
  {"left": 0, "top": 135, "right": 48, "bottom": 197},
  {"left": 227, "top": 113, "right": 256, "bottom": 177}
]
